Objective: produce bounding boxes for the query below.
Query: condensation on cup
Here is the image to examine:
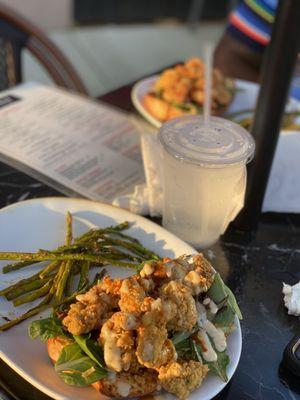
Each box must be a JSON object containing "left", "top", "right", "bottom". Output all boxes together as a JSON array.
[{"left": 158, "top": 115, "right": 255, "bottom": 249}]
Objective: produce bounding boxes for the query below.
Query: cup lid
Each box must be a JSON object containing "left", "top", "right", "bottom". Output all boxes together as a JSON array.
[{"left": 158, "top": 115, "right": 255, "bottom": 167}]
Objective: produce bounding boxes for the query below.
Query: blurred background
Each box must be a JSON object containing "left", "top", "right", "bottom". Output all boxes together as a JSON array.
[{"left": 1, "top": 0, "right": 236, "bottom": 96}]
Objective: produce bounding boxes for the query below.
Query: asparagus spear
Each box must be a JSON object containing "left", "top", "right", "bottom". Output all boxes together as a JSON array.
[
  {"left": 6, "top": 277, "right": 52, "bottom": 301},
  {"left": 13, "top": 279, "right": 53, "bottom": 307},
  {"left": 66, "top": 212, "right": 73, "bottom": 246},
  {"left": 1, "top": 252, "right": 137, "bottom": 273},
  {"left": 77, "top": 261, "right": 90, "bottom": 291},
  {"left": 0, "top": 303, "right": 50, "bottom": 331},
  {"left": 0, "top": 272, "right": 41, "bottom": 297},
  {"left": 55, "top": 260, "right": 72, "bottom": 302},
  {"left": 39, "top": 261, "right": 59, "bottom": 279},
  {"left": 99, "top": 236, "right": 159, "bottom": 260}
]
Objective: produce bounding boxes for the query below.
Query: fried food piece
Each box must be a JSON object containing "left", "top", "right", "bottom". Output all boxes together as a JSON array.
[
  {"left": 184, "top": 57, "right": 204, "bottom": 79},
  {"left": 143, "top": 94, "right": 196, "bottom": 122},
  {"left": 159, "top": 281, "right": 198, "bottom": 331},
  {"left": 99, "top": 276, "right": 122, "bottom": 296},
  {"left": 47, "top": 336, "right": 73, "bottom": 363},
  {"left": 99, "top": 311, "right": 138, "bottom": 373},
  {"left": 168, "top": 103, "right": 198, "bottom": 118},
  {"left": 168, "top": 254, "right": 214, "bottom": 295},
  {"left": 158, "top": 360, "right": 209, "bottom": 399},
  {"left": 183, "top": 254, "right": 214, "bottom": 293},
  {"left": 93, "top": 369, "right": 159, "bottom": 398},
  {"left": 143, "top": 93, "right": 170, "bottom": 122},
  {"left": 62, "top": 284, "right": 118, "bottom": 335},
  {"left": 119, "top": 276, "right": 147, "bottom": 313},
  {"left": 136, "top": 325, "right": 176, "bottom": 369},
  {"left": 191, "top": 89, "right": 204, "bottom": 105},
  {"left": 140, "top": 260, "right": 169, "bottom": 281},
  {"left": 141, "top": 297, "right": 177, "bottom": 326},
  {"left": 155, "top": 67, "right": 192, "bottom": 104}
]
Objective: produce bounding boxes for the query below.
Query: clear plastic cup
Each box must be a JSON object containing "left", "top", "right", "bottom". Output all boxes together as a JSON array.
[{"left": 158, "top": 115, "right": 255, "bottom": 248}]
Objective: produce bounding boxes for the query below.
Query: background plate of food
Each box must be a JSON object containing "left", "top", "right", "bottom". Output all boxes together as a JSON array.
[
  {"left": 131, "top": 58, "right": 236, "bottom": 128},
  {"left": 0, "top": 197, "right": 242, "bottom": 400}
]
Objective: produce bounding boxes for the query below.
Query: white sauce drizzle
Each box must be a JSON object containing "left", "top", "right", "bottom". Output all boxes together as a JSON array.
[
  {"left": 202, "top": 320, "right": 226, "bottom": 352},
  {"left": 140, "top": 263, "right": 154, "bottom": 277},
  {"left": 117, "top": 381, "right": 131, "bottom": 397},
  {"left": 120, "top": 279, "right": 130, "bottom": 294},
  {"left": 123, "top": 313, "right": 137, "bottom": 330},
  {"left": 208, "top": 299, "right": 218, "bottom": 315},
  {"left": 108, "top": 371, "right": 116, "bottom": 382},
  {"left": 142, "top": 342, "right": 154, "bottom": 361},
  {"left": 196, "top": 301, "right": 227, "bottom": 359},
  {"left": 101, "top": 324, "right": 122, "bottom": 372},
  {"left": 197, "top": 330, "right": 217, "bottom": 362}
]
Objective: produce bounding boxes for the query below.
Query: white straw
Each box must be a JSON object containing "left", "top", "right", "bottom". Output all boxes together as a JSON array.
[{"left": 204, "top": 44, "right": 213, "bottom": 127}]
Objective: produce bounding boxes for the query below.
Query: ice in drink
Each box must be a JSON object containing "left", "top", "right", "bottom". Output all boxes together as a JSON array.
[{"left": 158, "top": 115, "right": 255, "bottom": 248}]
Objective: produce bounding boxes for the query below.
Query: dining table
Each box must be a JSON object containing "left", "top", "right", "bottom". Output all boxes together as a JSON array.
[{"left": 0, "top": 76, "right": 299, "bottom": 400}]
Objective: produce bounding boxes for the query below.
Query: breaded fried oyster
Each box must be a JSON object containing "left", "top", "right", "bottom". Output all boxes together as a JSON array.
[{"left": 158, "top": 361, "right": 209, "bottom": 399}]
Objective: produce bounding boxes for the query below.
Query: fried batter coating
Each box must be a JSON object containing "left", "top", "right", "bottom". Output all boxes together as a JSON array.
[
  {"left": 184, "top": 254, "right": 214, "bottom": 294},
  {"left": 99, "top": 276, "right": 122, "bottom": 296},
  {"left": 141, "top": 297, "right": 176, "bottom": 326},
  {"left": 140, "top": 261, "right": 168, "bottom": 280},
  {"left": 158, "top": 360, "right": 209, "bottom": 399},
  {"left": 136, "top": 325, "right": 176, "bottom": 369},
  {"left": 159, "top": 281, "right": 198, "bottom": 331},
  {"left": 155, "top": 69, "right": 192, "bottom": 104},
  {"left": 166, "top": 254, "right": 214, "bottom": 295},
  {"left": 119, "top": 276, "right": 146, "bottom": 313},
  {"left": 93, "top": 369, "right": 159, "bottom": 398},
  {"left": 99, "top": 311, "right": 138, "bottom": 373},
  {"left": 62, "top": 284, "right": 118, "bottom": 335}
]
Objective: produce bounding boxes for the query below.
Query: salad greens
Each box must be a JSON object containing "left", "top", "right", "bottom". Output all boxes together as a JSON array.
[
  {"left": 28, "top": 315, "right": 69, "bottom": 341},
  {"left": 73, "top": 334, "right": 105, "bottom": 368},
  {"left": 208, "top": 273, "right": 243, "bottom": 321},
  {"left": 29, "top": 316, "right": 107, "bottom": 387},
  {"left": 55, "top": 342, "right": 107, "bottom": 386},
  {"left": 171, "top": 272, "right": 241, "bottom": 382}
]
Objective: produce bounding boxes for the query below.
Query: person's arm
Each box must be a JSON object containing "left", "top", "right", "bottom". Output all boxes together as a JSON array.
[
  {"left": 214, "top": 0, "right": 278, "bottom": 82},
  {"left": 214, "top": 32, "right": 263, "bottom": 82}
]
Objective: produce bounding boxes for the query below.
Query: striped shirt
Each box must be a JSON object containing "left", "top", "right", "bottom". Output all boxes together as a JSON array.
[{"left": 228, "top": 0, "right": 278, "bottom": 52}]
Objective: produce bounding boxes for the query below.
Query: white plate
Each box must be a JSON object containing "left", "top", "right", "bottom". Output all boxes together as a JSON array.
[
  {"left": 131, "top": 75, "right": 162, "bottom": 129},
  {"left": 0, "top": 197, "right": 242, "bottom": 400}
]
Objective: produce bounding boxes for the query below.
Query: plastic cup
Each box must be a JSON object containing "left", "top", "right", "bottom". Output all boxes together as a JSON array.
[{"left": 158, "top": 115, "right": 255, "bottom": 248}]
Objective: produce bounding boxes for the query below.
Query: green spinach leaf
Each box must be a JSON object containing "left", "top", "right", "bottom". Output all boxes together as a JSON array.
[
  {"left": 208, "top": 273, "right": 243, "bottom": 320},
  {"left": 207, "top": 350, "right": 230, "bottom": 382},
  {"left": 212, "top": 306, "right": 235, "bottom": 328},
  {"left": 28, "top": 316, "right": 68, "bottom": 342},
  {"left": 207, "top": 273, "right": 227, "bottom": 303},
  {"left": 55, "top": 342, "right": 107, "bottom": 387},
  {"left": 224, "top": 285, "right": 243, "bottom": 320},
  {"left": 73, "top": 334, "right": 105, "bottom": 368},
  {"left": 190, "top": 338, "right": 230, "bottom": 382},
  {"left": 171, "top": 325, "right": 199, "bottom": 346}
]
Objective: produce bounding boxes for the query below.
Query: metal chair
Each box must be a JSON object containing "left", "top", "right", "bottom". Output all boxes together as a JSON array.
[{"left": 0, "top": 2, "right": 87, "bottom": 94}]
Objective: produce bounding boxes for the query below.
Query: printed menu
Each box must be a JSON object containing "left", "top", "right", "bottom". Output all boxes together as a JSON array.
[{"left": 0, "top": 84, "right": 145, "bottom": 202}]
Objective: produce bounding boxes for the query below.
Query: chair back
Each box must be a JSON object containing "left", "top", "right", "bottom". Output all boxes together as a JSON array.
[{"left": 0, "top": 3, "right": 87, "bottom": 94}]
